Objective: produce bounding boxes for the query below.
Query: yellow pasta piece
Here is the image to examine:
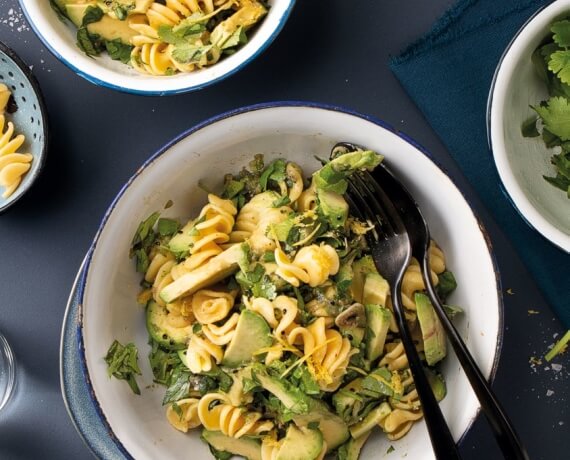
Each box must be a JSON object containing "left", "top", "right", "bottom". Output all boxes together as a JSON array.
[
  {"left": 274, "top": 244, "right": 339, "bottom": 288},
  {"left": 198, "top": 392, "right": 273, "bottom": 439},
  {"left": 166, "top": 398, "right": 201, "bottom": 432},
  {"left": 191, "top": 288, "right": 236, "bottom": 324},
  {"left": 0, "top": 112, "right": 33, "bottom": 199}
]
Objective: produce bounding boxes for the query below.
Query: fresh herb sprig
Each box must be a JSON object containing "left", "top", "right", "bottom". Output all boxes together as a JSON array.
[
  {"left": 104, "top": 340, "right": 142, "bottom": 395},
  {"left": 524, "top": 18, "right": 570, "bottom": 198}
]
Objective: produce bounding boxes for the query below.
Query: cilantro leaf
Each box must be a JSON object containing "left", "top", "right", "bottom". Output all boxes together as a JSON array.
[
  {"left": 222, "top": 179, "right": 245, "bottom": 199},
  {"left": 171, "top": 43, "right": 212, "bottom": 64},
  {"left": 435, "top": 270, "right": 457, "bottom": 302},
  {"left": 548, "top": 50, "right": 570, "bottom": 85},
  {"left": 157, "top": 25, "right": 187, "bottom": 45},
  {"left": 220, "top": 26, "right": 248, "bottom": 49},
  {"left": 132, "top": 212, "right": 160, "bottom": 247},
  {"left": 105, "top": 39, "right": 133, "bottom": 64},
  {"left": 236, "top": 263, "right": 277, "bottom": 300},
  {"left": 82, "top": 5, "right": 104, "bottom": 26},
  {"left": 104, "top": 340, "right": 142, "bottom": 395},
  {"left": 533, "top": 97, "right": 570, "bottom": 141},
  {"left": 551, "top": 19, "right": 570, "bottom": 48},
  {"left": 157, "top": 218, "right": 180, "bottom": 237},
  {"left": 149, "top": 342, "right": 182, "bottom": 385},
  {"left": 76, "top": 28, "right": 104, "bottom": 57}
]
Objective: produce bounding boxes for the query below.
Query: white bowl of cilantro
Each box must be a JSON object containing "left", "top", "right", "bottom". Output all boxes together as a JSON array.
[
  {"left": 488, "top": 0, "right": 570, "bottom": 253},
  {"left": 19, "top": 0, "right": 295, "bottom": 95},
  {"left": 76, "top": 103, "right": 503, "bottom": 460}
]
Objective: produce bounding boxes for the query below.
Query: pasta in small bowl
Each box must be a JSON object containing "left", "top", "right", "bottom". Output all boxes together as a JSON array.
[
  {"left": 0, "top": 41, "right": 48, "bottom": 213},
  {"left": 19, "top": 0, "right": 296, "bottom": 95},
  {"left": 75, "top": 103, "right": 503, "bottom": 460}
]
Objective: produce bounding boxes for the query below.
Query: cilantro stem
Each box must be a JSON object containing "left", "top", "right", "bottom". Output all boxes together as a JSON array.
[{"left": 545, "top": 330, "right": 570, "bottom": 362}]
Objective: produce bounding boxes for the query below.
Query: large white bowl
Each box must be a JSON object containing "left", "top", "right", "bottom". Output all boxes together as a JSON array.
[
  {"left": 488, "top": 0, "right": 570, "bottom": 253},
  {"left": 78, "top": 103, "right": 503, "bottom": 460},
  {"left": 19, "top": 0, "right": 295, "bottom": 95}
]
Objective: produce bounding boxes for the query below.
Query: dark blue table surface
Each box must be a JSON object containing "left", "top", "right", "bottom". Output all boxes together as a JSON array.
[{"left": 0, "top": 1, "right": 567, "bottom": 459}]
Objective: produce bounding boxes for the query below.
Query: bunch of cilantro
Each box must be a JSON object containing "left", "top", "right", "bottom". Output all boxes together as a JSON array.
[{"left": 523, "top": 18, "right": 570, "bottom": 198}]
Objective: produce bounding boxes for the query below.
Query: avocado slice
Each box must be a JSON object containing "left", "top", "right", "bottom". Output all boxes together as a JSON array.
[
  {"left": 254, "top": 371, "right": 310, "bottom": 415},
  {"left": 202, "top": 430, "right": 261, "bottom": 460},
  {"left": 160, "top": 244, "right": 245, "bottom": 304},
  {"left": 349, "top": 402, "right": 391, "bottom": 439},
  {"left": 362, "top": 272, "right": 389, "bottom": 306},
  {"left": 350, "top": 256, "right": 377, "bottom": 303},
  {"left": 337, "top": 431, "right": 372, "bottom": 460},
  {"left": 88, "top": 14, "right": 136, "bottom": 43},
  {"left": 275, "top": 425, "right": 323, "bottom": 460},
  {"left": 316, "top": 189, "right": 349, "bottom": 228},
  {"left": 221, "top": 310, "right": 273, "bottom": 368},
  {"left": 168, "top": 218, "right": 197, "bottom": 257},
  {"left": 313, "top": 150, "right": 383, "bottom": 195},
  {"left": 415, "top": 293, "right": 446, "bottom": 366},
  {"left": 64, "top": 2, "right": 96, "bottom": 27},
  {"left": 255, "top": 371, "right": 349, "bottom": 451},
  {"left": 65, "top": 3, "right": 136, "bottom": 43},
  {"left": 364, "top": 304, "right": 391, "bottom": 362},
  {"left": 293, "top": 399, "right": 350, "bottom": 451},
  {"left": 426, "top": 368, "right": 447, "bottom": 402},
  {"left": 332, "top": 378, "right": 364, "bottom": 423},
  {"left": 146, "top": 300, "right": 192, "bottom": 350}
]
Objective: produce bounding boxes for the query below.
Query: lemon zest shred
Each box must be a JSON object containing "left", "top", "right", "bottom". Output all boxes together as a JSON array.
[{"left": 280, "top": 337, "right": 336, "bottom": 379}]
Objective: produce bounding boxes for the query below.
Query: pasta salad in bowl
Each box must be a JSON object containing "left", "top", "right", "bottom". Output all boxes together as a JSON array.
[
  {"left": 19, "top": 0, "right": 295, "bottom": 94},
  {"left": 77, "top": 103, "right": 503, "bottom": 459}
]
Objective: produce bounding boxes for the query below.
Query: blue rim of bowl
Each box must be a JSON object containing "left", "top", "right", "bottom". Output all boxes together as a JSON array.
[
  {"left": 18, "top": 0, "right": 297, "bottom": 96},
  {"left": 74, "top": 101, "right": 505, "bottom": 458},
  {"left": 486, "top": 2, "right": 569, "bottom": 254},
  {"left": 0, "top": 40, "right": 49, "bottom": 214}
]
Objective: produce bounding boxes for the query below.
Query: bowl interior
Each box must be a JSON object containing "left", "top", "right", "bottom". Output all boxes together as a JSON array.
[
  {"left": 0, "top": 46, "right": 46, "bottom": 212},
  {"left": 81, "top": 105, "right": 502, "bottom": 460},
  {"left": 20, "top": 0, "right": 295, "bottom": 94},
  {"left": 490, "top": 1, "right": 570, "bottom": 251}
]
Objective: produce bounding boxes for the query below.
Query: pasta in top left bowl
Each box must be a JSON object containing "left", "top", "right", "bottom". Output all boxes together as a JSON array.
[
  {"left": 19, "top": 0, "right": 296, "bottom": 95},
  {"left": 0, "top": 41, "right": 48, "bottom": 214}
]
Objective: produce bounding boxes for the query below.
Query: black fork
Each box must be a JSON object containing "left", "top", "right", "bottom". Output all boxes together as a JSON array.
[{"left": 345, "top": 171, "right": 462, "bottom": 460}]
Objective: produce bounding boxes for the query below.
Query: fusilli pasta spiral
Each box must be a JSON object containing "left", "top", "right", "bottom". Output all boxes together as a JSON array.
[
  {"left": 198, "top": 392, "right": 273, "bottom": 438},
  {"left": 184, "top": 305, "right": 239, "bottom": 372},
  {"left": 171, "top": 194, "right": 238, "bottom": 277},
  {"left": 274, "top": 244, "right": 340, "bottom": 288},
  {"left": 401, "top": 243, "right": 445, "bottom": 310},
  {"left": 185, "top": 333, "right": 224, "bottom": 373},
  {"left": 191, "top": 288, "right": 236, "bottom": 324},
  {"left": 0, "top": 113, "right": 31, "bottom": 198},
  {"left": 166, "top": 398, "right": 201, "bottom": 432},
  {"left": 380, "top": 390, "right": 423, "bottom": 441},
  {"left": 287, "top": 317, "right": 355, "bottom": 391},
  {"left": 230, "top": 191, "right": 293, "bottom": 253},
  {"left": 202, "top": 312, "right": 239, "bottom": 345}
]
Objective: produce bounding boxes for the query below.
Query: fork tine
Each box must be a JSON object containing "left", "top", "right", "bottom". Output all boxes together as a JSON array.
[
  {"left": 358, "top": 170, "right": 408, "bottom": 237},
  {"left": 346, "top": 178, "right": 391, "bottom": 239}
]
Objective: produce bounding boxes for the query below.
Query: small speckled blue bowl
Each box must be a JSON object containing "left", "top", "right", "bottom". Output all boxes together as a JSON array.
[{"left": 0, "top": 41, "right": 47, "bottom": 213}]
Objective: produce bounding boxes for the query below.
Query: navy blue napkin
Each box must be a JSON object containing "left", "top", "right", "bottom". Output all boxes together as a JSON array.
[{"left": 390, "top": 0, "right": 570, "bottom": 327}]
